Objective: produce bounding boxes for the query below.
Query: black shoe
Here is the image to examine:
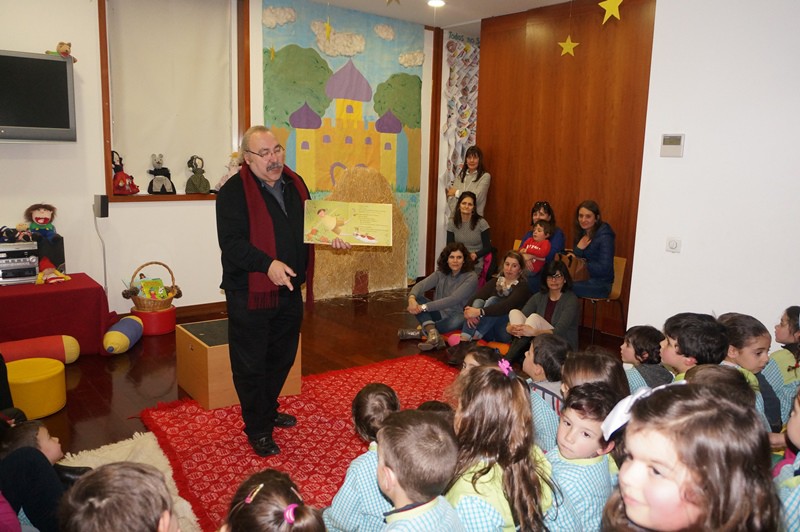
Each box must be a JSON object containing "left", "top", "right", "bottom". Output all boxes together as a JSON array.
[
  {"left": 53, "top": 464, "right": 92, "bottom": 488},
  {"left": 248, "top": 435, "right": 280, "bottom": 457},
  {"left": 273, "top": 412, "right": 297, "bottom": 428}
]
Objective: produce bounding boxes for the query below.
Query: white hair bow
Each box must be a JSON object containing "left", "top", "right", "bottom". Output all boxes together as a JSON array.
[{"left": 601, "top": 381, "right": 687, "bottom": 441}]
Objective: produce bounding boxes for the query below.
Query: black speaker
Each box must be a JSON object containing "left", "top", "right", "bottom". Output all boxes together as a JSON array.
[{"left": 93, "top": 194, "right": 108, "bottom": 218}]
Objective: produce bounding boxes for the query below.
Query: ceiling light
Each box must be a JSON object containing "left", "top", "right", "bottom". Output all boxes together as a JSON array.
[{"left": 428, "top": 0, "right": 445, "bottom": 7}]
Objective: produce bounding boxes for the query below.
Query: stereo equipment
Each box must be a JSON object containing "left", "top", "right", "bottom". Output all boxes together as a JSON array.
[{"left": 0, "top": 241, "right": 39, "bottom": 285}]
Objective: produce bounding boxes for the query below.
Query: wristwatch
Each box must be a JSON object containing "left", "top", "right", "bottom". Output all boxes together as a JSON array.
[{"left": 420, "top": 304, "right": 428, "bottom": 312}]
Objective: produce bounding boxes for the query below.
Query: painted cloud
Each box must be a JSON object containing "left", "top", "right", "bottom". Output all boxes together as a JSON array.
[
  {"left": 374, "top": 24, "right": 395, "bottom": 41},
  {"left": 262, "top": 6, "right": 296, "bottom": 28},
  {"left": 399, "top": 50, "right": 424, "bottom": 67},
  {"left": 311, "top": 20, "right": 366, "bottom": 57}
]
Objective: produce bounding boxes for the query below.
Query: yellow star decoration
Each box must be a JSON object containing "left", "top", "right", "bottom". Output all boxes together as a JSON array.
[
  {"left": 598, "top": 0, "right": 623, "bottom": 24},
  {"left": 269, "top": 45, "right": 275, "bottom": 61},
  {"left": 558, "top": 35, "right": 579, "bottom": 56},
  {"left": 324, "top": 17, "right": 332, "bottom": 41},
  {"left": 386, "top": 0, "right": 400, "bottom": 4}
]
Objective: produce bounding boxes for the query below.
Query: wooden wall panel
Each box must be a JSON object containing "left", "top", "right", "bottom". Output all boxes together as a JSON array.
[{"left": 477, "top": 0, "right": 656, "bottom": 336}]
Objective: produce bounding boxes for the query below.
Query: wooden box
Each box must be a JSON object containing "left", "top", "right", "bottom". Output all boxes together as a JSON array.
[{"left": 175, "top": 319, "right": 301, "bottom": 410}]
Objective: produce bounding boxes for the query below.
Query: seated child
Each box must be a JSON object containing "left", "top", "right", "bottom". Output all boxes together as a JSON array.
[
  {"left": 718, "top": 313, "right": 780, "bottom": 437},
  {"left": 775, "top": 388, "right": 800, "bottom": 532},
  {"left": 519, "top": 220, "right": 552, "bottom": 276},
  {"left": 446, "top": 363, "right": 567, "bottom": 531},
  {"left": 762, "top": 305, "right": 800, "bottom": 424},
  {"left": 376, "top": 410, "right": 463, "bottom": 530},
  {"left": 601, "top": 383, "right": 780, "bottom": 531},
  {"left": 324, "top": 383, "right": 400, "bottom": 532},
  {"left": 221, "top": 468, "right": 324, "bottom": 532},
  {"left": 684, "top": 364, "right": 755, "bottom": 405},
  {"left": 459, "top": 345, "right": 502, "bottom": 375},
  {"left": 619, "top": 325, "right": 672, "bottom": 392},
  {"left": 59, "top": 462, "right": 179, "bottom": 532},
  {"left": 547, "top": 382, "right": 616, "bottom": 532},
  {"left": 0, "top": 420, "right": 67, "bottom": 532},
  {"left": 659, "top": 312, "right": 728, "bottom": 380},
  {"left": 522, "top": 335, "right": 570, "bottom": 451}
]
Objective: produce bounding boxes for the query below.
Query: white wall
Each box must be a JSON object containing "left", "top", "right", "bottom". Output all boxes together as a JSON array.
[
  {"left": 0, "top": 0, "right": 227, "bottom": 314},
  {"left": 629, "top": 0, "right": 800, "bottom": 345}
]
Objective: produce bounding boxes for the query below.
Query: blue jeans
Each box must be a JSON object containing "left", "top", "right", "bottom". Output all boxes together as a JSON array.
[
  {"left": 573, "top": 278, "right": 612, "bottom": 298},
  {"left": 413, "top": 295, "right": 465, "bottom": 333},
  {"left": 462, "top": 297, "right": 513, "bottom": 343}
]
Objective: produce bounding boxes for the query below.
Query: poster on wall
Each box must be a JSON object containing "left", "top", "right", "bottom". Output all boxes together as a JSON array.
[{"left": 261, "top": 0, "right": 423, "bottom": 277}]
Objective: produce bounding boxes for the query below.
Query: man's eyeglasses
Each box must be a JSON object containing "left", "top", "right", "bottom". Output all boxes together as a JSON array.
[{"left": 245, "top": 146, "right": 284, "bottom": 159}]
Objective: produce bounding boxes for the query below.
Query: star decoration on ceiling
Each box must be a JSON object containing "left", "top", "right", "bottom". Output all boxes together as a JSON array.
[
  {"left": 558, "top": 35, "right": 579, "bottom": 56},
  {"left": 386, "top": 0, "right": 400, "bottom": 4},
  {"left": 599, "top": 0, "right": 622, "bottom": 24}
]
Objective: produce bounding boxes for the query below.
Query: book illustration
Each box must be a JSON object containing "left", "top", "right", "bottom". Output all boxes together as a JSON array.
[
  {"left": 304, "top": 199, "right": 392, "bottom": 246},
  {"left": 139, "top": 278, "right": 169, "bottom": 300}
]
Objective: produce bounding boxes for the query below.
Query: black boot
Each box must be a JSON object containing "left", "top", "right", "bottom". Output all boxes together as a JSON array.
[{"left": 53, "top": 463, "right": 93, "bottom": 489}]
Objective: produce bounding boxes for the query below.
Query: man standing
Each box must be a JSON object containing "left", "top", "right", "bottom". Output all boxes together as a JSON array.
[{"left": 216, "top": 126, "right": 347, "bottom": 456}]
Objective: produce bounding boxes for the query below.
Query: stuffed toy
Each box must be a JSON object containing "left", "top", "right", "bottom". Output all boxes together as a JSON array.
[
  {"left": 111, "top": 150, "right": 140, "bottom": 195},
  {"left": 147, "top": 153, "right": 176, "bottom": 194},
  {"left": 45, "top": 41, "right": 77, "bottom": 63},
  {"left": 0, "top": 226, "right": 30, "bottom": 243},
  {"left": 36, "top": 257, "right": 70, "bottom": 284},
  {"left": 185, "top": 155, "right": 211, "bottom": 194},
  {"left": 23, "top": 203, "right": 59, "bottom": 242},
  {"left": 213, "top": 151, "right": 241, "bottom": 192}
]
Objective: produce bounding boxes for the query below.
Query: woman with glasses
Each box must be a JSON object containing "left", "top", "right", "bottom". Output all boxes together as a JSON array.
[
  {"left": 518, "top": 200, "right": 566, "bottom": 289},
  {"left": 504, "top": 260, "right": 579, "bottom": 363},
  {"left": 446, "top": 146, "right": 491, "bottom": 217},
  {"left": 572, "top": 200, "right": 615, "bottom": 298}
]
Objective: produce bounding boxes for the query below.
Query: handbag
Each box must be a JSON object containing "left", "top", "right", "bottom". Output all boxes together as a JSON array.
[{"left": 555, "top": 252, "right": 589, "bottom": 282}]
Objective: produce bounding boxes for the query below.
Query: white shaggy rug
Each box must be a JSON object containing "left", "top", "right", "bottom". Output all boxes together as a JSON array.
[{"left": 59, "top": 431, "right": 200, "bottom": 532}]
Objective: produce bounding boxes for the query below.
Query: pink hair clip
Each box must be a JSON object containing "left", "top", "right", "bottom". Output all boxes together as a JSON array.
[
  {"left": 284, "top": 503, "right": 299, "bottom": 524},
  {"left": 498, "top": 359, "right": 511, "bottom": 376}
]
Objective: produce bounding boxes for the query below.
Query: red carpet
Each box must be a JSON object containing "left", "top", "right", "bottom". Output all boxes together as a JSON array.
[{"left": 141, "top": 355, "right": 458, "bottom": 532}]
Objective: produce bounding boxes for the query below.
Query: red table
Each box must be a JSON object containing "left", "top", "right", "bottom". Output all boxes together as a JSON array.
[{"left": 0, "top": 273, "right": 111, "bottom": 355}]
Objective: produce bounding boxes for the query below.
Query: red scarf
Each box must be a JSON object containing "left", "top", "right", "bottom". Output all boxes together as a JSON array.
[{"left": 240, "top": 162, "right": 314, "bottom": 310}]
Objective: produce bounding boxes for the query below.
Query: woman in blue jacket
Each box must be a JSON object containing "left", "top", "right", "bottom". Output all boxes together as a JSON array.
[{"left": 572, "top": 200, "right": 615, "bottom": 298}]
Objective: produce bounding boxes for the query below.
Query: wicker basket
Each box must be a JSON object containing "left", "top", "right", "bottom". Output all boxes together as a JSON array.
[{"left": 124, "top": 261, "right": 182, "bottom": 311}]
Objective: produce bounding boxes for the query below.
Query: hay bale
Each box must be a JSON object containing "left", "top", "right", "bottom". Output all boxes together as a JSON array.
[{"left": 312, "top": 167, "right": 409, "bottom": 300}]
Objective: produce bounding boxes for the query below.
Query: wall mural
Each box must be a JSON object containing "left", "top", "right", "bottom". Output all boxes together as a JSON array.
[{"left": 262, "top": 0, "right": 424, "bottom": 278}]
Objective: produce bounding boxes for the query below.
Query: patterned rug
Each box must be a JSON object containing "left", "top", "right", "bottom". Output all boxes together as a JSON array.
[{"left": 141, "top": 354, "right": 458, "bottom": 532}]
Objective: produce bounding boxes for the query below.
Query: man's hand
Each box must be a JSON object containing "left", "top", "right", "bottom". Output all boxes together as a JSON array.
[
  {"left": 268, "top": 260, "right": 297, "bottom": 291},
  {"left": 330, "top": 237, "right": 352, "bottom": 250}
]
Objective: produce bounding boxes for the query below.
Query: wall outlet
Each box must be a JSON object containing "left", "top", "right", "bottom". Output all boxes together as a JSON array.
[{"left": 666, "top": 238, "right": 681, "bottom": 253}]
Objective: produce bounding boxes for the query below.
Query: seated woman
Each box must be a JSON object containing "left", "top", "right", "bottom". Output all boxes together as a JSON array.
[
  {"left": 446, "top": 145, "right": 491, "bottom": 217},
  {"left": 572, "top": 200, "right": 615, "bottom": 298},
  {"left": 504, "top": 260, "right": 579, "bottom": 363},
  {"left": 519, "top": 200, "right": 566, "bottom": 264},
  {"left": 456, "top": 250, "right": 530, "bottom": 346},
  {"left": 398, "top": 242, "right": 478, "bottom": 352},
  {"left": 447, "top": 192, "right": 492, "bottom": 281}
]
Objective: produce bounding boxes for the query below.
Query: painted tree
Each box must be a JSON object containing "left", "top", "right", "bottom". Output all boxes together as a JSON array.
[
  {"left": 373, "top": 73, "right": 421, "bottom": 129},
  {"left": 264, "top": 45, "right": 332, "bottom": 127}
]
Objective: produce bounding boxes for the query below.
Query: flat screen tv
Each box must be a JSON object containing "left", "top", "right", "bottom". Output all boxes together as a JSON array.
[{"left": 0, "top": 49, "right": 76, "bottom": 142}]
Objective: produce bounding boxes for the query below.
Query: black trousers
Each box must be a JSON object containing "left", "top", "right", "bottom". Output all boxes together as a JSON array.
[{"left": 225, "top": 289, "right": 303, "bottom": 440}]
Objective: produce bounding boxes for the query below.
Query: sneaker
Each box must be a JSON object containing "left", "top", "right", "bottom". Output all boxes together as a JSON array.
[
  {"left": 397, "top": 328, "right": 422, "bottom": 340},
  {"left": 249, "top": 435, "right": 280, "bottom": 457},
  {"left": 273, "top": 412, "right": 297, "bottom": 428}
]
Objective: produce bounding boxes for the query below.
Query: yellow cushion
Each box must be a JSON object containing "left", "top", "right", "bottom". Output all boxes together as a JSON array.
[{"left": 7, "top": 358, "right": 66, "bottom": 419}]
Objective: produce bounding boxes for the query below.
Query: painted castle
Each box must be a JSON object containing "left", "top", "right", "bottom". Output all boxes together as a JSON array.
[{"left": 280, "top": 59, "right": 421, "bottom": 193}]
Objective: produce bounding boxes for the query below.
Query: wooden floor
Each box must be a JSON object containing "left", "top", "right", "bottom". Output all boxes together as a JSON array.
[{"left": 44, "top": 288, "right": 622, "bottom": 454}]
